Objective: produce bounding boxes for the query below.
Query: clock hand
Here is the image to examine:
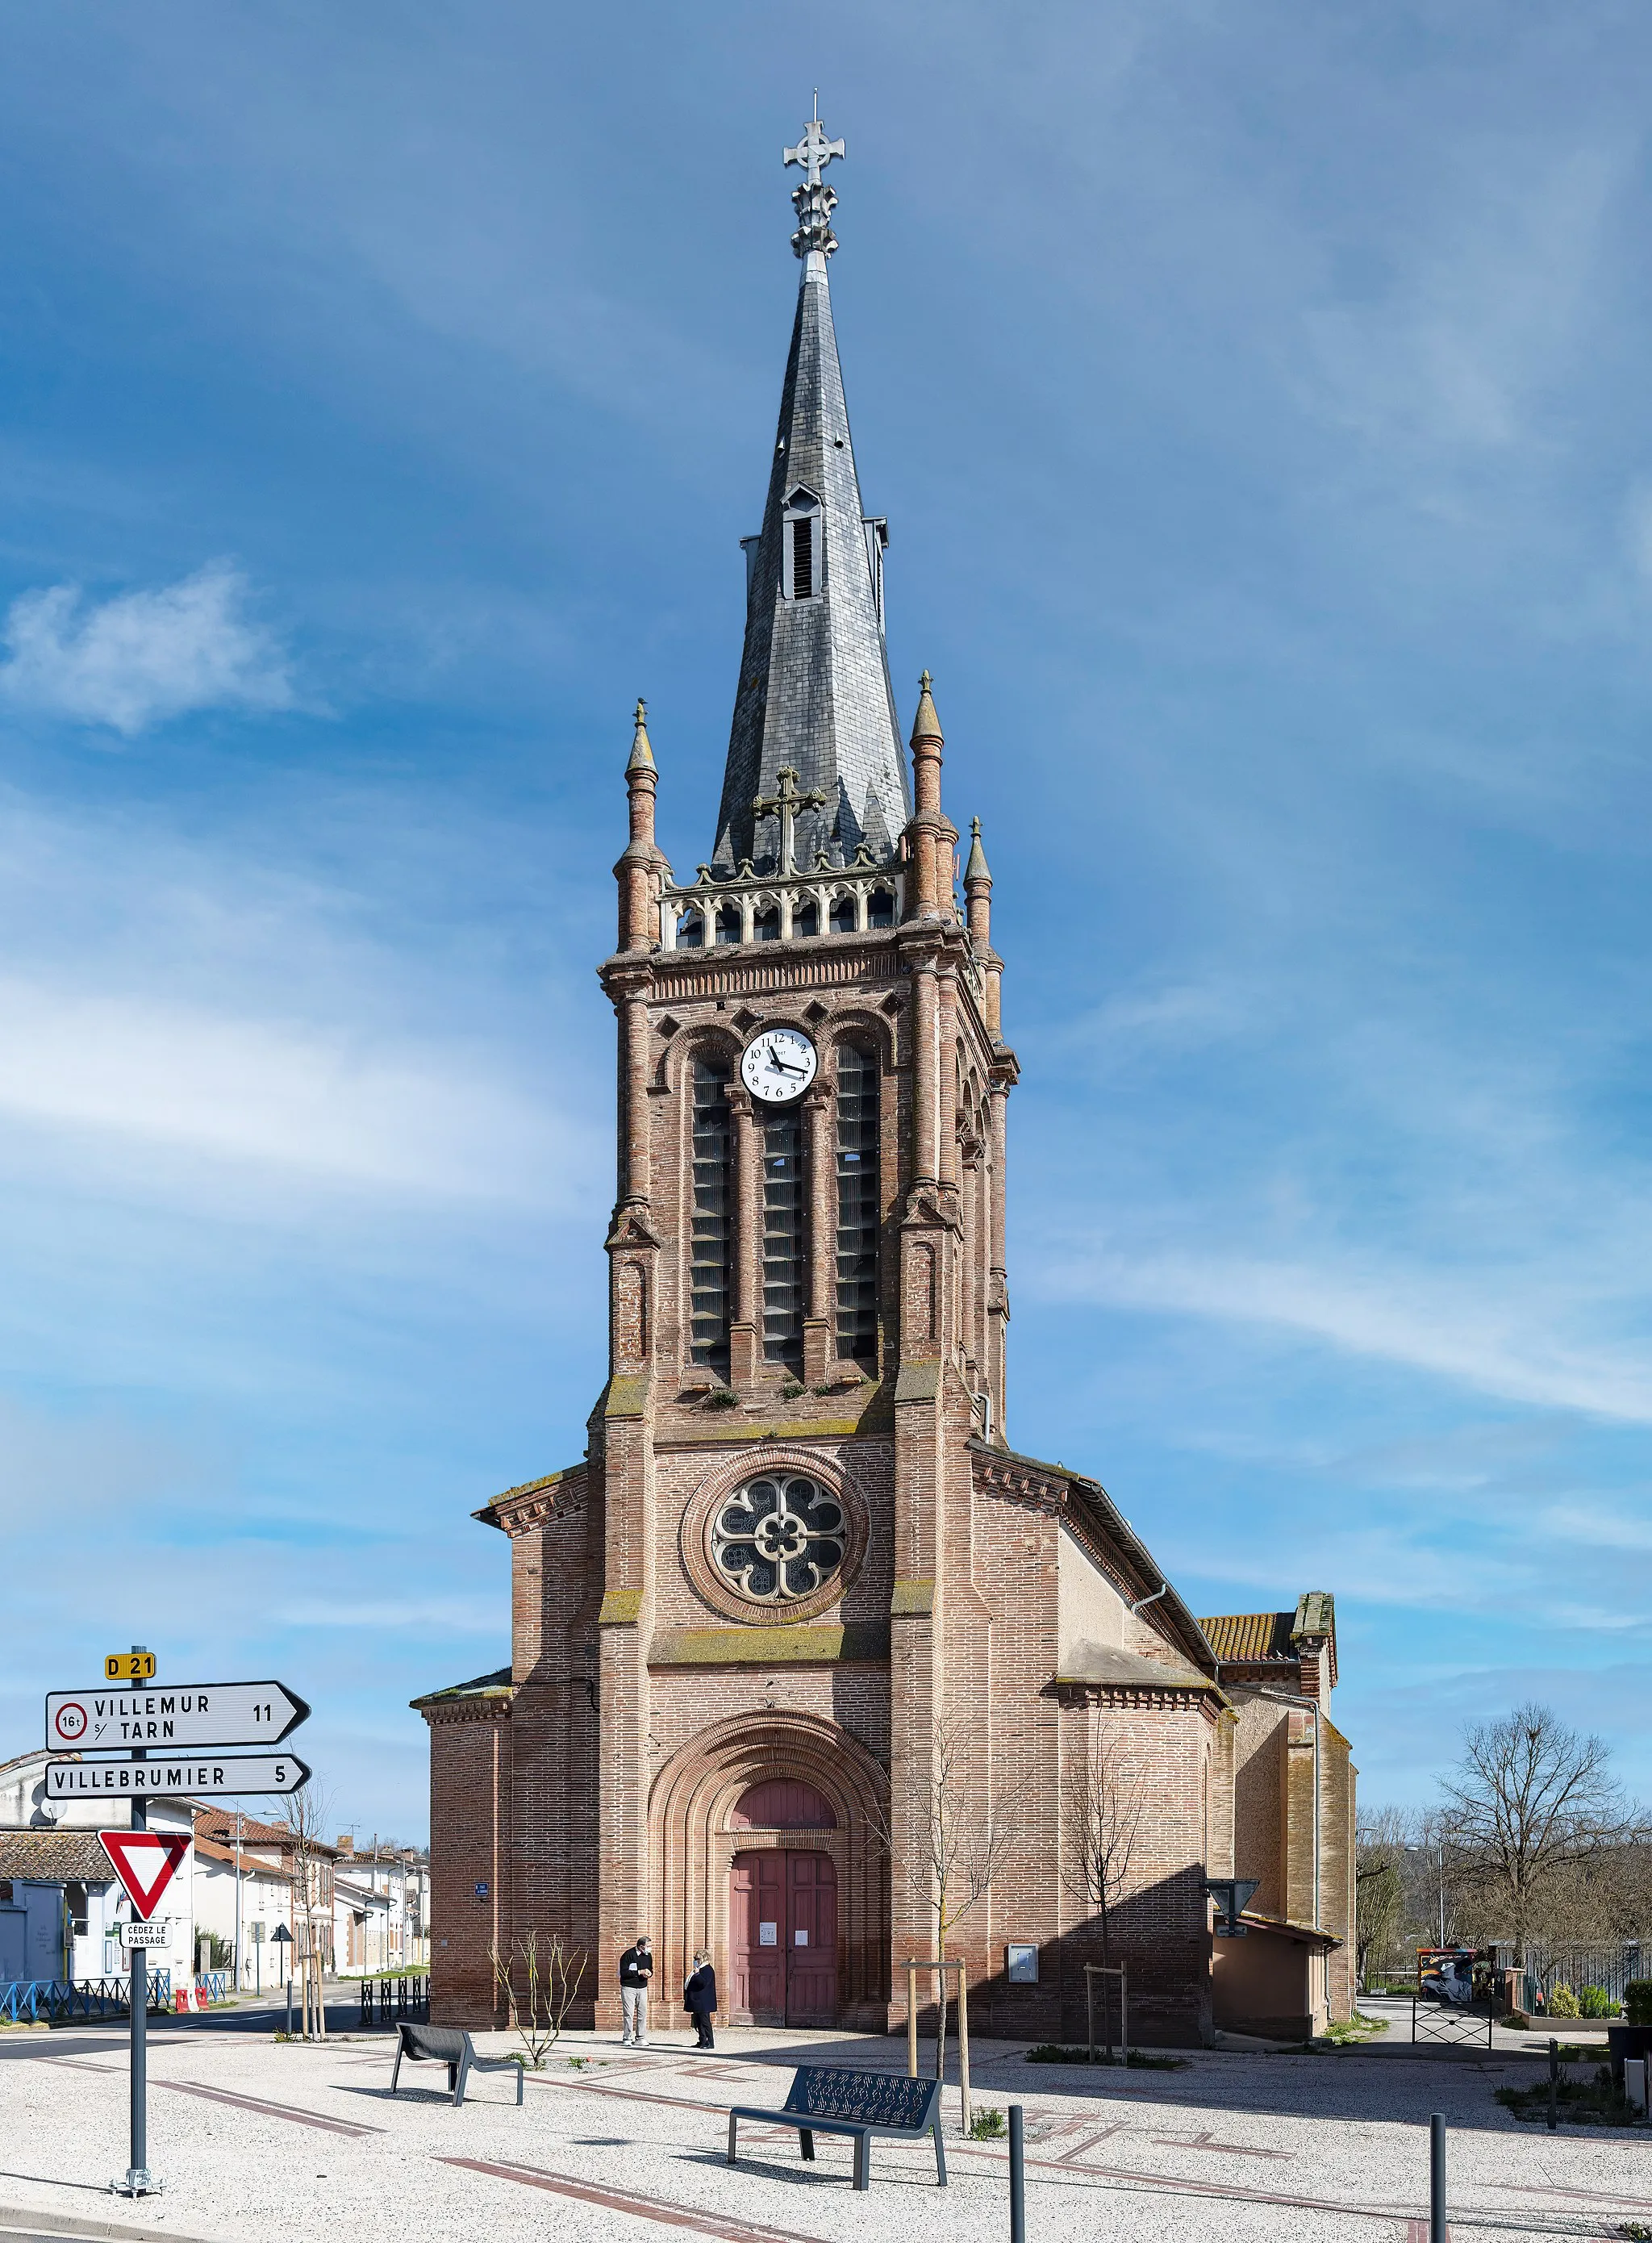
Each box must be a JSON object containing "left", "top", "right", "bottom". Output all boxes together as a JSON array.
[{"left": 766, "top": 1055, "right": 806, "bottom": 1076}]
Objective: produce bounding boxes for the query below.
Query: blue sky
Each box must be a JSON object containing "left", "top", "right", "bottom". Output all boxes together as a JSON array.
[{"left": 2, "top": 2, "right": 1650, "bottom": 1838}]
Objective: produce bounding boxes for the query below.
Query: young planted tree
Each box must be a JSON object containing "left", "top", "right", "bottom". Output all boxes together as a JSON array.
[
  {"left": 1440, "top": 1702, "right": 1629, "bottom": 1967},
  {"left": 1062, "top": 1712, "right": 1145, "bottom": 1980},
  {"left": 874, "top": 1708, "right": 1028, "bottom": 2122},
  {"left": 912, "top": 1710, "right": 1026, "bottom": 1968},
  {"left": 266, "top": 1777, "right": 336, "bottom": 2038},
  {"left": 488, "top": 1930, "right": 588, "bottom": 2068}
]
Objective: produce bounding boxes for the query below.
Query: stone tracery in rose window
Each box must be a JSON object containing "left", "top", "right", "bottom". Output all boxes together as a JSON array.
[{"left": 710, "top": 1473, "right": 846, "bottom": 1605}]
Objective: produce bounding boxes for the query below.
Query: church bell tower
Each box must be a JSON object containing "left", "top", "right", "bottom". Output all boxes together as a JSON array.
[{"left": 585, "top": 110, "right": 1019, "bottom": 2023}]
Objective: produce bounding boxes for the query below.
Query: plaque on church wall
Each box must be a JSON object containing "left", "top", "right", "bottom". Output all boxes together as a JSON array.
[{"left": 1006, "top": 1943, "right": 1038, "bottom": 1984}]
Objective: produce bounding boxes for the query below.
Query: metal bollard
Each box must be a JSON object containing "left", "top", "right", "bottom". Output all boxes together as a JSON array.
[
  {"left": 1548, "top": 2036, "right": 1558, "bottom": 2132},
  {"left": 286, "top": 1977, "right": 294, "bottom": 2038},
  {"left": 1429, "top": 2113, "right": 1446, "bottom": 2243},
  {"left": 1008, "top": 2103, "right": 1025, "bottom": 2243}
]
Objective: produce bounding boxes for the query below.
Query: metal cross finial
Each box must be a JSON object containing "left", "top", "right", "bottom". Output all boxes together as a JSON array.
[
  {"left": 785, "top": 107, "right": 845, "bottom": 261},
  {"left": 752, "top": 764, "right": 828, "bottom": 875},
  {"left": 784, "top": 114, "right": 845, "bottom": 188}
]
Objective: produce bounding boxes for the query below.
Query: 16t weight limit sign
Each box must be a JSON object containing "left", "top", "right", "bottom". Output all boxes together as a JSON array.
[{"left": 46, "top": 1681, "right": 308, "bottom": 1752}]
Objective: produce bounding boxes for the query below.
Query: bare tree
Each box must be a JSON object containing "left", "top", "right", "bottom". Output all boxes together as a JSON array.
[
  {"left": 1063, "top": 1714, "right": 1145, "bottom": 1978},
  {"left": 870, "top": 1706, "right": 1028, "bottom": 2106},
  {"left": 907, "top": 1710, "right": 1026, "bottom": 1965},
  {"left": 489, "top": 1930, "right": 588, "bottom": 2068},
  {"left": 265, "top": 1777, "right": 335, "bottom": 2036},
  {"left": 1354, "top": 1807, "right": 1410, "bottom": 1987},
  {"left": 1439, "top": 1703, "right": 1628, "bottom": 1966}
]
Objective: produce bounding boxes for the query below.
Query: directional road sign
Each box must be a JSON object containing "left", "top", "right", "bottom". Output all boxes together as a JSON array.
[
  {"left": 99, "top": 1831, "right": 190, "bottom": 1920},
  {"left": 46, "top": 1681, "right": 309, "bottom": 1753},
  {"left": 50, "top": 1752, "right": 311, "bottom": 1801}
]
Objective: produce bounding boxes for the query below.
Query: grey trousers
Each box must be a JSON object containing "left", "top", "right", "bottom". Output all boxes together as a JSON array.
[{"left": 620, "top": 1985, "right": 649, "bottom": 2042}]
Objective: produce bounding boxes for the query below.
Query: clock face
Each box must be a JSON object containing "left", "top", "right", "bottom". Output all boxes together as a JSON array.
[{"left": 740, "top": 1025, "right": 817, "bottom": 1105}]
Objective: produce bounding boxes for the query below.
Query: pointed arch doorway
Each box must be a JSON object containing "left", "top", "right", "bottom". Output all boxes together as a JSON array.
[{"left": 728, "top": 1778, "right": 839, "bottom": 2026}]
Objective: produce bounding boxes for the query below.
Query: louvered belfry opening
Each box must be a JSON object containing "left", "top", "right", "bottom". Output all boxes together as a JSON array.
[
  {"left": 835, "top": 1043, "right": 879, "bottom": 1365},
  {"left": 689, "top": 1056, "right": 732, "bottom": 1377},
  {"left": 791, "top": 512, "right": 814, "bottom": 599},
  {"left": 761, "top": 1112, "right": 805, "bottom": 1368}
]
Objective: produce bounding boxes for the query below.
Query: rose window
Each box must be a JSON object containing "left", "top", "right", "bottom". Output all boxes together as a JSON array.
[{"left": 710, "top": 1474, "right": 846, "bottom": 1605}]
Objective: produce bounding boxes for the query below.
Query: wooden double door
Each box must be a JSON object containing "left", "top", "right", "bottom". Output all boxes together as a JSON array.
[{"left": 729, "top": 1849, "right": 838, "bottom": 2025}]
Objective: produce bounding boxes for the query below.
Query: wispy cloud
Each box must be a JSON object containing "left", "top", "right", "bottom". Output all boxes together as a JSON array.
[
  {"left": 0, "top": 561, "right": 294, "bottom": 734},
  {"left": 0, "top": 971, "right": 567, "bottom": 1200},
  {"left": 1041, "top": 1243, "right": 1652, "bottom": 1424}
]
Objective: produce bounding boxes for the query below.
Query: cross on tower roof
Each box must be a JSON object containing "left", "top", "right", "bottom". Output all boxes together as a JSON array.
[
  {"left": 783, "top": 115, "right": 845, "bottom": 188},
  {"left": 752, "top": 765, "right": 828, "bottom": 875}
]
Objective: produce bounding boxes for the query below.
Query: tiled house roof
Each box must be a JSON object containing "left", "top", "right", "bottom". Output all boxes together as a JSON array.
[
  {"left": 1199, "top": 1611, "right": 1296, "bottom": 1663},
  {"left": 0, "top": 1830, "right": 115, "bottom": 1882},
  {"left": 1199, "top": 1592, "right": 1338, "bottom": 1686}
]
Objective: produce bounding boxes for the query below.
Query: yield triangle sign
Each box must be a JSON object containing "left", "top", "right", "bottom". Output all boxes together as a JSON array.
[{"left": 99, "top": 1829, "right": 190, "bottom": 1919}]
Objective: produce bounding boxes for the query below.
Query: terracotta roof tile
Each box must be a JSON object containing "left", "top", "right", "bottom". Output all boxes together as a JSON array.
[
  {"left": 1198, "top": 1611, "right": 1295, "bottom": 1663},
  {"left": 0, "top": 1830, "right": 117, "bottom": 1882}
]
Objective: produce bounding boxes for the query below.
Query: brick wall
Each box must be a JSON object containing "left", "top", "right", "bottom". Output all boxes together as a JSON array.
[{"left": 426, "top": 1704, "right": 509, "bottom": 2028}]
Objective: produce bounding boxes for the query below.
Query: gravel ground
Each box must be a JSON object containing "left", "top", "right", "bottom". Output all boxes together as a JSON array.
[{"left": 2, "top": 2018, "right": 1648, "bottom": 2243}]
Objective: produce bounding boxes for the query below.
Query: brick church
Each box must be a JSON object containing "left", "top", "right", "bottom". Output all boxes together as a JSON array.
[{"left": 418, "top": 115, "right": 1356, "bottom": 2047}]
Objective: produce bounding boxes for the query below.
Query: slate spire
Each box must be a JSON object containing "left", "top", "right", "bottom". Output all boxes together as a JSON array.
[{"left": 711, "top": 112, "right": 910, "bottom": 876}]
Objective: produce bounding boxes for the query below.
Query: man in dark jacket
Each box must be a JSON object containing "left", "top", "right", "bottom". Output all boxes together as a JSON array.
[
  {"left": 684, "top": 1949, "right": 717, "bottom": 2049},
  {"left": 618, "top": 1934, "right": 653, "bottom": 2046}
]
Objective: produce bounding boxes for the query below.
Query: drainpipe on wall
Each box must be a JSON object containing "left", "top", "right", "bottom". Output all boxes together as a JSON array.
[{"left": 1254, "top": 1687, "right": 1322, "bottom": 2017}]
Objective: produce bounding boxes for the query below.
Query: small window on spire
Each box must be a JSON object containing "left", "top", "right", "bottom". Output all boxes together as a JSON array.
[{"left": 782, "top": 487, "right": 821, "bottom": 602}]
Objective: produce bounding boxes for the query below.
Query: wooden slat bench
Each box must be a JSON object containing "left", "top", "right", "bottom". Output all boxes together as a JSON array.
[
  {"left": 390, "top": 2020, "right": 524, "bottom": 2108},
  {"left": 726, "top": 2065, "right": 947, "bottom": 2191}
]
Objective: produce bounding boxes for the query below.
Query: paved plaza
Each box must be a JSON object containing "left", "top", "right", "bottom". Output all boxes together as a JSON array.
[{"left": 2, "top": 2009, "right": 1650, "bottom": 2243}]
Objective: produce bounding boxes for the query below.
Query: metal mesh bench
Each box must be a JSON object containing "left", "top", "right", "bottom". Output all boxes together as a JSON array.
[
  {"left": 727, "top": 2065, "right": 947, "bottom": 2191},
  {"left": 390, "top": 2020, "right": 524, "bottom": 2108}
]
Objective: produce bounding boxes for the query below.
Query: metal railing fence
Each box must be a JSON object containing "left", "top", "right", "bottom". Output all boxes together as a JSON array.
[
  {"left": 1494, "top": 1943, "right": 1648, "bottom": 2010},
  {"left": 357, "top": 1973, "right": 430, "bottom": 2028},
  {"left": 0, "top": 1972, "right": 173, "bottom": 2024}
]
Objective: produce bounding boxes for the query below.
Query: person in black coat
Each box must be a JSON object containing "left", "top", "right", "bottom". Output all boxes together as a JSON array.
[{"left": 684, "top": 1950, "right": 718, "bottom": 2049}]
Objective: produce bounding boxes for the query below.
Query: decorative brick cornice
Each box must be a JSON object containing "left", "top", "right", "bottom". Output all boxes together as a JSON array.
[
  {"left": 411, "top": 1666, "right": 515, "bottom": 1723},
  {"left": 972, "top": 1453, "right": 1066, "bottom": 1511},
  {"left": 1052, "top": 1680, "right": 1216, "bottom": 1712},
  {"left": 419, "top": 1693, "right": 513, "bottom": 1727},
  {"left": 650, "top": 948, "right": 902, "bottom": 1000},
  {"left": 476, "top": 1463, "right": 589, "bottom": 1538}
]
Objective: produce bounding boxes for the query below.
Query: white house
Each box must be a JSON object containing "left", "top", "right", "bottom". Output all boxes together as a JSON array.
[
  {"left": 0, "top": 1749, "right": 195, "bottom": 1989},
  {"left": 330, "top": 1839, "right": 430, "bottom": 1975},
  {"left": 192, "top": 1828, "right": 295, "bottom": 1990}
]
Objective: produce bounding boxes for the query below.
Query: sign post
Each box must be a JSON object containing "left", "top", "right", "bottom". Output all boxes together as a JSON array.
[
  {"left": 99, "top": 1820, "right": 190, "bottom": 2195},
  {"left": 45, "top": 1648, "right": 311, "bottom": 2197}
]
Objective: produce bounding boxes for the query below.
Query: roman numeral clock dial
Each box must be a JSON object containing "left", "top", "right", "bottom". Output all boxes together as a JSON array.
[{"left": 740, "top": 1025, "right": 817, "bottom": 1105}]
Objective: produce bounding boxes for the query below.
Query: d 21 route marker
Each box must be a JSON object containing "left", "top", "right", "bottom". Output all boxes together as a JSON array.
[
  {"left": 51, "top": 1752, "right": 311, "bottom": 1801},
  {"left": 46, "top": 1680, "right": 308, "bottom": 1753},
  {"left": 99, "top": 1831, "right": 190, "bottom": 1921}
]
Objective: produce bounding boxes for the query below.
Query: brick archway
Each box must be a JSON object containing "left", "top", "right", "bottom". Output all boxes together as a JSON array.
[{"left": 649, "top": 1710, "right": 890, "bottom": 2031}]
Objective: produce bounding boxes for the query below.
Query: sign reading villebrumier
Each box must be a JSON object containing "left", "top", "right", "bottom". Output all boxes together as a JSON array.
[{"left": 49, "top": 1753, "right": 311, "bottom": 1800}]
